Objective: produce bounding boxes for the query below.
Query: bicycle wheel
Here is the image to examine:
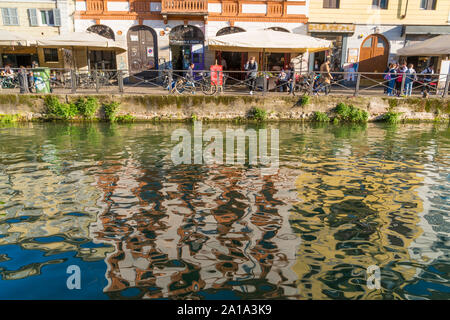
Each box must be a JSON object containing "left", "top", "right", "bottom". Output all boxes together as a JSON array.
[
  {"left": 175, "top": 79, "right": 189, "bottom": 95},
  {"left": 201, "top": 82, "right": 217, "bottom": 95}
]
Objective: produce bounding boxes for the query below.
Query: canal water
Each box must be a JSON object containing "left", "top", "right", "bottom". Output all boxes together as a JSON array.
[{"left": 0, "top": 122, "right": 448, "bottom": 300}]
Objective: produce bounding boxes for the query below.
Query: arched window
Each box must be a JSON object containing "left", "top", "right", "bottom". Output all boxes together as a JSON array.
[
  {"left": 216, "top": 26, "right": 246, "bottom": 36},
  {"left": 87, "top": 24, "right": 115, "bottom": 40},
  {"left": 169, "top": 25, "right": 204, "bottom": 45},
  {"left": 266, "top": 27, "right": 290, "bottom": 33}
]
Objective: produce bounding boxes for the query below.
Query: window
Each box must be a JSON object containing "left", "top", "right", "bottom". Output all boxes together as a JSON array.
[
  {"left": 372, "top": 0, "right": 389, "bottom": 9},
  {"left": 323, "top": 0, "right": 340, "bottom": 9},
  {"left": 44, "top": 48, "right": 59, "bottom": 62},
  {"left": 362, "top": 37, "right": 373, "bottom": 48},
  {"left": 377, "top": 38, "right": 386, "bottom": 48},
  {"left": 40, "top": 9, "right": 54, "bottom": 25},
  {"left": 420, "top": 0, "right": 437, "bottom": 10},
  {"left": 1, "top": 8, "right": 19, "bottom": 26}
]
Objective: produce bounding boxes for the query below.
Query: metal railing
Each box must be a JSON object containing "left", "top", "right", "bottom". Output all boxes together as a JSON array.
[
  {"left": 1, "top": 67, "right": 448, "bottom": 98},
  {"left": 161, "top": 0, "right": 208, "bottom": 13}
]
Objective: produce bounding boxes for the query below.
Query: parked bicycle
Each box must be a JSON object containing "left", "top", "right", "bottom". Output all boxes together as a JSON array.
[
  {"left": 175, "top": 72, "right": 217, "bottom": 95},
  {"left": 291, "top": 73, "right": 330, "bottom": 96},
  {"left": 0, "top": 76, "right": 19, "bottom": 89}
]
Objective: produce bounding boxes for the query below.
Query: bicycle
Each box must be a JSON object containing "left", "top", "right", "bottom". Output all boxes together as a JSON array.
[
  {"left": 312, "top": 75, "right": 331, "bottom": 96},
  {"left": 1, "top": 76, "right": 19, "bottom": 89},
  {"left": 175, "top": 72, "right": 217, "bottom": 95}
]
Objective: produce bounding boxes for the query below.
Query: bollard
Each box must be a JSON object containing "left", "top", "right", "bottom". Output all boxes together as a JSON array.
[
  {"left": 263, "top": 72, "right": 267, "bottom": 95},
  {"left": 291, "top": 71, "right": 296, "bottom": 95},
  {"left": 169, "top": 70, "right": 173, "bottom": 93},
  {"left": 354, "top": 73, "right": 361, "bottom": 96},
  {"left": 71, "top": 69, "right": 76, "bottom": 94},
  {"left": 118, "top": 70, "right": 124, "bottom": 93},
  {"left": 444, "top": 73, "right": 449, "bottom": 98},
  {"left": 95, "top": 70, "right": 100, "bottom": 93},
  {"left": 309, "top": 72, "right": 315, "bottom": 95},
  {"left": 400, "top": 72, "right": 406, "bottom": 96}
]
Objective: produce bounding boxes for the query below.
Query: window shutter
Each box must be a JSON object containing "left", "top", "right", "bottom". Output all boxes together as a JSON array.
[
  {"left": 28, "top": 8, "right": 38, "bottom": 26},
  {"left": 427, "top": 0, "right": 436, "bottom": 10},
  {"left": 53, "top": 8, "right": 61, "bottom": 26},
  {"left": 11, "top": 8, "right": 18, "bottom": 25},
  {"left": 1, "top": 8, "right": 10, "bottom": 25}
]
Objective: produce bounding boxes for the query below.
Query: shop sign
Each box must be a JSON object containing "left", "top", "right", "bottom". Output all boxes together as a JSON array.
[
  {"left": 347, "top": 48, "right": 359, "bottom": 63},
  {"left": 308, "top": 24, "right": 355, "bottom": 33},
  {"left": 169, "top": 40, "right": 203, "bottom": 45},
  {"left": 147, "top": 47, "right": 154, "bottom": 57}
]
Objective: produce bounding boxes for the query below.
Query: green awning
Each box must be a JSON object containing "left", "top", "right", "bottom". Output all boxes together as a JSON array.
[{"left": 403, "top": 25, "right": 450, "bottom": 35}]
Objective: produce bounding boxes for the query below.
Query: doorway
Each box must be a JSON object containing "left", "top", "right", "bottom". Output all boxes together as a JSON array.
[
  {"left": 127, "top": 25, "right": 158, "bottom": 78},
  {"left": 359, "top": 34, "right": 389, "bottom": 74},
  {"left": 169, "top": 25, "right": 205, "bottom": 71}
]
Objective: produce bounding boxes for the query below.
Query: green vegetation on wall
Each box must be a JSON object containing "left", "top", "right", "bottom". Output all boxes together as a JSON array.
[
  {"left": 334, "top": 102, "right": 369, "bottom": 123},
  {"left": 103, "top": 101, "right": 121, "bottom": 122},
  {"left": 384, "top": 111, "right": 402, "bottom": 124},
  {"left": 44, "top": 96, "right": 78, "bottom": 120},
  {"left": 75, "top": 97, "right": 100, "bottom": 119},
  {"left": 247, "top": 107, "right": 267, "bottom": 122},
  {"left": 313, "top": 111, "right": 330, "bottom": 122}
]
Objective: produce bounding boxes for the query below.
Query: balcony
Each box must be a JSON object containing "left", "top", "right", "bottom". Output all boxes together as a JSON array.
[
  {"left": 86, "top": 0, "right": 105, "bottom": 13},
  {"left": 161, "top": 0, "right": 208, "bottom": 15}
]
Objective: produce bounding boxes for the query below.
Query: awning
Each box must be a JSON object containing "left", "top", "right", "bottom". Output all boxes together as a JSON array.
[
  {"left": 403, "top": 25, "right": 450, "bottom": 36},
  {"left": 36, "top": 32, "right": 126, "bottom": 51},
  {"left": 208, "top": 29, "right": 332, "bottom": 53},
  {"left": 397, "top": 34, "right": 450, "bottom": 56},
  {"left": 0, "top": 29, "right": 36, "bottom": 46}
]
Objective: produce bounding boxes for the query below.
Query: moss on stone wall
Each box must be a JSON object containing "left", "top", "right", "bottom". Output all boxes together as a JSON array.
[{"left": 0, "top": 93, "right": 448, "bottom": 123}]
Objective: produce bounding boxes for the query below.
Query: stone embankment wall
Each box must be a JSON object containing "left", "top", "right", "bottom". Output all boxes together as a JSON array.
[{"left": 0, "top": 94, "right": 448, "bottom": 121}]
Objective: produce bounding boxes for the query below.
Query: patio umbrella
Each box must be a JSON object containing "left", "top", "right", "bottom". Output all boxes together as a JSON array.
[
  {"left": 397, "top": 35, "right": 450, "bottom": 56},
  {"left": 37, "top": 31, "right": 126, "bottom": 50},
  {"left": 0, "top": 29, "right": 36, "bottom": 46},
  {"left": 207, "top": 29, "right": 332, "bottom": 53}
]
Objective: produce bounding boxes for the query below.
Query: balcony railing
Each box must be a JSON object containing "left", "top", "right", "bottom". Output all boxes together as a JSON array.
[
  {"left": 267, "top": 2, "right": 284, "bottom": 17},
  {"left": 161, "top": 0, "right": 208, "bottom": 14},
  {"left": 222, "top": 1, "right": 238, "bottom": 16},
  {"left": 86, "top": 0, "right": 105, "bottom": 12}
]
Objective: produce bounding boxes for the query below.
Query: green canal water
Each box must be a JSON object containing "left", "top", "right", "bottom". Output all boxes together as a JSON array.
[{"left": 0, "top": 122, "right": 449, "bottom": 300}]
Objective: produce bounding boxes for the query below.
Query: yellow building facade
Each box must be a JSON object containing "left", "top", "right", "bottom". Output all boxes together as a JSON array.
[
  {"left": 307, "top": 0, "right": 450, "bottom": 73},
  {"left": 0, "top": 0, "right": 75, "bottom": 68}
]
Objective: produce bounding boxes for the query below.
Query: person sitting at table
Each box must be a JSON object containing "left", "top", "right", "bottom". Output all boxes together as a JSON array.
[{"left": 277, "top": 69, "right": 289, "bottom": 92}]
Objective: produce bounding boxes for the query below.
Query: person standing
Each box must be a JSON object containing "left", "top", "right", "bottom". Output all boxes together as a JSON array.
[
  {"left": 319, "top": 59, "right": 333, "bottom": 91},
  {"left": 220, "top": 57, "right": 227, "bottom": 70},
  {"left": 286, "top": 62, "right": 295, "bottom": 94},
  {"left": 386, "top": 63, "right": 397, "bottom": 96},
  {"left": 185, "top": 62, "right": 195, "bottom": 94},
  {"left": 244, "top": 56, "right": 258, "bottom": 95},
  {"left": 396, "top": 62, "right": 407, "bottom": 96},
  {"left": 405, "top": 63, "right": 417, "bottom": 96},
  {"left": 26, "top": 66, "right": 34, "bottom": 93},
  {"left": 313, "top": 59, "right": 320, "bottom": 72},
  {"left": 421, "top": 64, "right": 434, "bottom": 97}
]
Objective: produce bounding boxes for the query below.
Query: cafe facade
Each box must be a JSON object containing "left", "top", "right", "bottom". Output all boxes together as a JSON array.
[{"left": 74, "top": 0, "right": 310, "bottom": 75}]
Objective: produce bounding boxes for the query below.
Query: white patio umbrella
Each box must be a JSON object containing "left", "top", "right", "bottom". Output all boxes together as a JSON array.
[
  {"left": 397, "top": 35, "right": 450, "bottom": 56},
  {"left": 208, "top": 29, "right": 332, "bottom": 53},
  {"left": 37, "top": 31, "right": 126, "bottom": 69},
  {"left": 37, "top": 31, "right": 125, "bottom": 50},
  {"left": 0, "top": 29, "right": 36, "bottom": 46}
]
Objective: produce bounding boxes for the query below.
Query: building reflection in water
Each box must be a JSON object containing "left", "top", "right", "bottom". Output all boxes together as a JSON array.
[
  {"left": 291, "top": 152, "right": 425, "bottom": 299},
  {"left": 90, "top": 141, "right": 302, "bottom": 299}
]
